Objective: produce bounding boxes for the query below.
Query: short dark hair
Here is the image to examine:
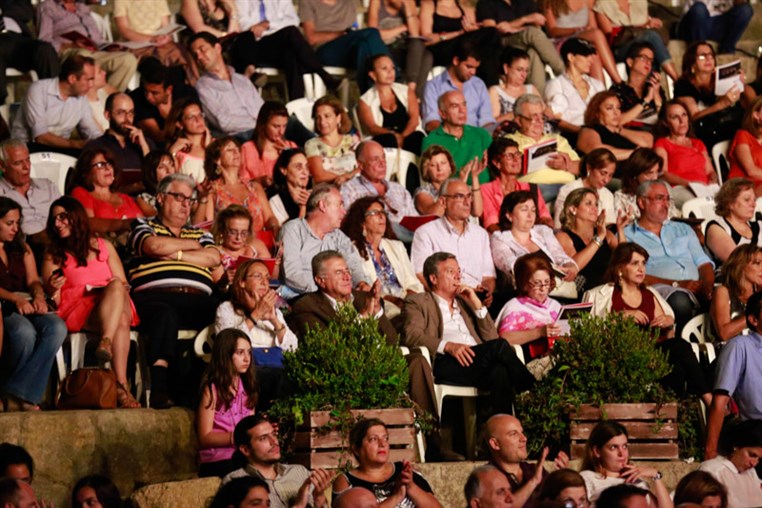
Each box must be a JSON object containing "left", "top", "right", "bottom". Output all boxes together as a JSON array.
[
  {"left": 721, "top": 419, "right": 762, "bottom": 453},
  {"left": 464, "top": 465, "right": 497, "bottom": 502},
  {"left": 487, "top": 137, "right": 520, "bottom": 178},
  {"left": 71, "top": 475, "right": 121, "bottom": 508},
  {"left": 59, "top": 54, "right": 95, "bottom": 81},
  {"left": 498, "top": 190, "right": 537, "bottom": 231},
  {"left": 745, "top": 291, "right": 762, "bottom": 330},
  {"left": 187, "top": 31, "right": 219, "bottom": 48},
  {"left": 104, "top": 92, "right": 130, "bottom": 115},
  {"left": 138, "top": 57, "right": 171, "bottom": 87},
  {"left": 580, "top": 148, "right": 616, "bottom": 178},
  {"left": 625, "top": 41, "right": 655, "bottom": 64},
  {"left": 0, "top": 443, "right": 33, "bottom": 480},
  {"left": 209, "top": 477, "right": 270, "bottom": 508},
  {"left": 453, "top": 39, "right": 481, "bottom": 64},
  {"left": 596, "top": 484, "right": 650, "bottom": 508},
  {"left": 349, "top": 418, "right": 386, "bottom": 459},
  {"left": 500, "top": 46, "right": 530, "bottom": 68},
  {"left": 233, "top": 414, "right": 271, "bottom": 448},
  {"left": 423, "top": 252, "right": 456, "bottom": 288}
]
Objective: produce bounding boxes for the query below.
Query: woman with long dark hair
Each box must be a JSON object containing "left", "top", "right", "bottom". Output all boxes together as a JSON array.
[
  {"left": 71, "top": 474, "right": 122, "bottom": 508},
  {"left": 268, "top": 149, "right": 311, "bottom": 227},
  {"left": 241, "top": 101, "right": 298, "bottom": 187}
]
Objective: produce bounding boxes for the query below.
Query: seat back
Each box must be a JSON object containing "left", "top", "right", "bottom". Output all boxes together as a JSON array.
[
  {"left": 681, "top": 196, "right": 717, "bottom": 221},
  {"left": 29, "top": 152, "right": 77, "bottom": 195},
  {"left": 286, "top": 98, "right": 316, "bottom": 132},
  {"left": 711, "top": 140, "right": 731, "bottom": 184}
]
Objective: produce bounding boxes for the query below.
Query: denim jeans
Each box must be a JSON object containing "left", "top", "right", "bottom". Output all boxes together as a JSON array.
[
  {"left": 614, "top": 29, "right": 673, "bottom": 71},
  {"left": 2, "top": 312, "right": 67, "bottom": 403},
  {"left": 316, "top": 29, "right": 391, "bottom": 92},
  {"left": 678, "top": 2, "right": 753, "bottom": 54}
]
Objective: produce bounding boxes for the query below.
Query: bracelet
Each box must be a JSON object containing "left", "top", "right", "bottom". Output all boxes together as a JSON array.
[
  {"left": 652, "top": 471, "right": 662, "bottom": 481},
  {"left": 471, "top": 188, "right": 480, "bottom": 193},
  {"left": 176, "top": 250, "right": 183, "bottom": 262},
  {"left": 439, "top": 34, "right": 446, "bottom": 41},
  {"left": 199, "top": 198, "right": 209, "bottom": 204},
  {"left": 273, "top": 324, "right": 285, "bottom": 332},
  {"left": 592, "top": 235, "right": 603, "bottom": 247},
  {"left": 641, "top": 100, "right": 649, "bottom": 108}
]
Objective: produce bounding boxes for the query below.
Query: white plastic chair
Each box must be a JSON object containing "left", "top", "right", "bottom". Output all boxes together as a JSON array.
[
  {"left": 755, "top": 197, "right": 762, "bottom": 221},
  {"left": 194, "top": 325, "right": 214, "bottom": 363},
  {"left": 286, "top": 98, "right": 316, "bottom": 133},
  {"left": 399, "top": 346, "right": 429, "bottom": 463},
  {"left": 304, "top": 67, "right": 350, "bottom": 105},
  {"left": 383, "top": 148, "right": 418, "bottom": 188},
  {"left": 90, "top": 11, "right": 113, "bottom": 43},
  {"left": 711, "top": 140, "right": 730, "bottom": 185},
  {"left": 29, "top": 152, "right": 77, "bottom": 195},
  {"left": 426, "top": 66, "right": 446, "bottom": 82},
  {"left": 5, "top": 68, "right": 38, "bottom": 104},
  {"left": 681, "top": 196, "right": 717, "bottom": 221},
  {"left": 256, "top": 67, "right": 289, "bottom": 102}
]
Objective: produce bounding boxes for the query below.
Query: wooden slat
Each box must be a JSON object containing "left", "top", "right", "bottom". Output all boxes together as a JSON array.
[
  {"left": 570, "top": 442, "right": 679, "bottom": 460},
  {"left": 292, "top": 448, "right": 416, "bottom": 469},
  {"left": 570, "top": 403, "right": 678, "bottom": 421},
  {"left": 570, "top": 421, "right": 677, "bottom": 440},
  {"left": 308, "top": 408, "right": 415, "bottom": 427},
  {"left": 294, "top": 427, "right": 415, "bottom": 449}
]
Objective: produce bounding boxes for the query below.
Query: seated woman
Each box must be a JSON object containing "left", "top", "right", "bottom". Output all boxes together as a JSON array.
[
  {"left": 610, "top": 41, "right": 664, "bottom": 128},
  {"left": 87, "top": 63, "right": 119, "bottom": 133},
  {"left": 556, "top": 187, "right": 625, "bottom": 294},
  {"left": 580, "top": 421, "right": 671, "bottom": 505},
  {"left": 268, "top": 149, "right": 312, "bottom": 227},
  {"left": 69, "top": 148, "right": 144, "bottom": 237},
  {"left": 43, "top": 197, "right": 140, "bottom": 408},
  {"left": 553, "top": 148, "right": 617, "bottom": 228},
  {"left": 705, "top": 178, "right": 762, "bottom": 264},
  {"left": 614, "top": 147, "right": 679, "bottom": 222},
  {"left": 544, "top": 38, "right": 606, "bottom": 135},
  {"left": 413, "top": 145, "right": 484, "bottom": 218},
  {"left": 299, "top": 0, "right": 392, "bottom": 93},
  {"left": 654, "top": 99, "right": 717, "bottom": 209},
  {"left": 358, "top": 54, "right": 425, "bottom": 155},
  {"left": 136, "top": 149, "right": 177, "bottom": 217},
  {"left": 214, "top": 259, "right": 298, "bottom": 409},
  {"left": 197, "top": 137, "right": 279, "bottom": 237},
  {"left": 699, "top": 419, "right": 762, "bottom": 508},
  {"left": 489, "top": 47, "right": 541, "bottom": 125},
  {"left": 71, "top": 475, "right": 122, "bottom": 508},
  {"left": 332, "top": 418, "right": 441, "bottom": 507},
  {"left": 536, "top": 469, "right": 590, "bottom": 508},
  {"left": 583, "top": 242, "right": 711, "bottom": 404},
  {"left": 674, "top": 471, "right": 728, "bottom": 508},
  {"left": 491, "top": 190, "right": 578, "bottom": 281},
  {"left": 481, "top": 138, "right": 553, "bottom": 232},
  {"left": 166, "top": 98, "right": 214, "bottom": 185},
  {"left": 305, "top": 96, "right": 361, "bottom": 185},
  {"left": 577, "top": 91, "right": 653, "bottom": 159},
  {"left": 710, "top": 244, "right": 762, "bottom": 342},
  {"left": 674, "top": 41, "right": 745, "bottom": 152},
  {"left": 542, "top": 0, "right": 622, "bottom": 84},
  {"left": 197, "top": 328, "right": 257, "bottom": 478},
  {"left": 212, "top": 205, "right": 273, "bottom": 289},
  {"left": 728, "top": 96, "right": 762, "bottom": 194},
  {"left": 0, "top": 198, "right": 66, "bottom": 412},
  {"left": 341, "top": 197, "right": 424, "bottom": 318},
  {"left": 496, "top": 252, "right": 563, "bottom": 363},
  {"left": 240, "top": 102, "right": 298, "bottom": 187}
]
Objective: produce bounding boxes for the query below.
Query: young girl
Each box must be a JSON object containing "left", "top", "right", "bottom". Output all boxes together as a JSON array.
[
  {"left": 413, "top": 145, "right": 483, "bottom": 217},
  {"left": 197, "top": 328, "right": 258, "bottom": 478}
]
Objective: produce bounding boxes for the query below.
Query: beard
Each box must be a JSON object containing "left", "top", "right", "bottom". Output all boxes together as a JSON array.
[{"left": 110, "top": 119, "right": 132, "bottom": 138}]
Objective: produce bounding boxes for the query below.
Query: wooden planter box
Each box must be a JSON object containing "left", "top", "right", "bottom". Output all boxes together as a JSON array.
[
  {"left": 570, "top": 403, "right": 678, "bottom": 460},
  {"left": 292, "top": 408, "right": 418, "bottom": 469}
]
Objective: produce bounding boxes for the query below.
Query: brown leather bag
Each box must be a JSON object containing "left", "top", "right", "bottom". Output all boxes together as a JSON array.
[{"left": 57, "top": 368, "right": 117, "bottom": 410}]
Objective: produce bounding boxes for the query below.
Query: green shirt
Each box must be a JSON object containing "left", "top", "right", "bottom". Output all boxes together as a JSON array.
[{"left": 422, "top": 125, "right": 493, "bottom": 184}]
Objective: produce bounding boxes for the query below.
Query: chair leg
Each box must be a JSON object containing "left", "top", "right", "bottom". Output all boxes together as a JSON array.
[{"left": 463, "top": 398, "right": 478, "bottom": 460}]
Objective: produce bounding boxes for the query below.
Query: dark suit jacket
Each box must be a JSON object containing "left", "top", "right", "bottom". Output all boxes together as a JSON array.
[
  {"left": 400, "top": 291, "right": 497, "bottom": 360},
  {"left": 288, "top": 290, "right": 398, "bottom": 345},
  {"left": 1, "top": 0, "right": 35, "bottom": 36}
]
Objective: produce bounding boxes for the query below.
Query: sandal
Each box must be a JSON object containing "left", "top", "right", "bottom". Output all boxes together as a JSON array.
[
  {"left": 6, "top": 395, "right": 40, "bottom": 412},
  {"left": 95, "top": 337, "right": 113, "bottom": 364},
  {"left": 116, "top": 382, "right": 141, "bottom": 409}
]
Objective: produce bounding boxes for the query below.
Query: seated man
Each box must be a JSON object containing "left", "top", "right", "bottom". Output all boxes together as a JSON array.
[
  {"left": 0, "top": 477, "right": 39, "bottom": 508},
  {"left": 10, "top": 54, "right": 102, "bottom": 156},
  {"left": 421, "top": 91, "right": 493, "bottom": 184},
  {"left": 280, "top": 183, "right": 369, "bottom": 296},
  {"left": 411, "top": 179, "right": 496, "bottom": 303},
  {"left": 679, "top": 0, "right": 752, "bottom": 55},
  {"left": 484, "top": 414, "right": 569, "bottom": 506},
  {"left": 0, "top": 443, "right": 34, "bottom": 483},
  {"left": 422, "top": 41, "right": 496, "bottom": 133},
  {"left": 704, "top": 291, "right": 762, "bottom": 460},
  {"left": 401, "top": 252, "right": 535, "bottom": 416},
  {"left": 624, "top": 179, "right": 714, "bottom": 337},
  {"left": 0, "top": 139, "right": 60, "bottom": 250},
  {"left": 224, "top": 415, "right": 332, "bottom": 508},
  {"left": 36, "top": 0, "right": 138, "bottom": 91},
  {"left": 128, "top": 173, "right": 221, "bottom": 409},
  {"left": 464, "top": 464, "right": 515, "bottom": 508},
  {"left": 333, "top": 487, "right": 380, "bottom": 508}
]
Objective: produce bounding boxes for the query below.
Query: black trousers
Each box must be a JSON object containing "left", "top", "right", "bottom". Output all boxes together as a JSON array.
[
  {"left": 433, "top": 340, "right": 535, "bottom": 415},
  {"left": 657, "top": 338, "right": 710, "bottom": 398},
  {"left": 0, "top": 33, "right": 59, "bottom": 105}
]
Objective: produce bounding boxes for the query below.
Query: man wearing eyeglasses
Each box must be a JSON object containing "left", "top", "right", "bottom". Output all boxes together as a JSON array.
[
  {"left": 624, "top": 179, "right": 715, "bottom": 338},
  {"left": 128, "top": 173, "right": 222, "bottom": 409}
]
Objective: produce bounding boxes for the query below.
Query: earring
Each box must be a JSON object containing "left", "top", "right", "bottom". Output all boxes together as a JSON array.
[{"left": 216, "top": 164, "right": 223, "bottom": 175}]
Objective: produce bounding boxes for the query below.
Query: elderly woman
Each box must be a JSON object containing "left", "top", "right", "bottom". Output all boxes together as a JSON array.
[
  {"left": 577, "top": 91, "right": 653, "bottom": 158},
  {"left": 728, "top": 97, "right": 762, "bottom": 193},
  {"left": 0, "top": 198, "right": 66, "bottom": 412},
  {"left": 491, "top": 190, "right": 578, "bottom": 281},
  {"left": 268, "top": 149, "right": 311, "bottom": 227},
  {"left": 553, "top": 148, "right": 617, "bottom": 228},
  {"left": 654, "top": 99, "right": 718, "bottom": 208},
  {"left": 556, "top": 187, "right": 625, "bottom": 293},
  {"left": 414, "top": 145, "right": 483, "bottom": 218},
  {"left": 480, "top": 138, "right": 552, "bottom": 232},
  {"left": 699, "top": 419, "right": 762, "bottom": 508},
  {"left": 136, "top": 149, "right": 177, "bottom": 217},
  {"left": 69, "top": 148, "right": 144, "bottom": 237},
  {"left": 166, "top": 98, "right": 214, "bottom": 185},
  {"left": 705, "top": 178, "right": 762, "bottom": 263},
  {"left": 342, "top": 197, "right": 423, "bottom": 317},
  {"left": 197, "top": 137, "right": 279, "bottom": 237},
  {"left": 240, "top": 102, "right": 298, "bottom": 187},
  {"left": 489, "top": 47, "right": 541, "bottom": 124},
  {"left": 305, "top": 96, "right": 361, "bottom": 185},
  {"left": 332, "top": 418, "right": 441, "bottom": 507},
  {"left": 212, "top": 205, "right": 273, "bottom": 289},
  {"left": 674, "top": 471, "right": 728, "bottom": 508},
  {"left": 613, "top": 147, "right": 679, "bottom": 222},
  {"left": 710, "top": 244, "right": 762, "bottom": 342},
  {"left": 536, "top": 469, "right": 590, "bottom": 508},
  {"left": 610, "top": 41, "right": 664, "bottom": 127},
  {"left": 674, "top": 41, "right": 745, "bottom": 151}
]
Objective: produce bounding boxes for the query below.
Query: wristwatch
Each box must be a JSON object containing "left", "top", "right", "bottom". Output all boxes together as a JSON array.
[{"left": 652, "top": 471, "right": 663, "bottom": 481}]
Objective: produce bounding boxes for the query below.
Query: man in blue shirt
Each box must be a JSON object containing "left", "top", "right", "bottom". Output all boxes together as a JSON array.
[
  {"left": 624, "top": 180, "right": 714, "bottom": 337},
  {"left": 422, "top": 40, "right": 495, "bottom": 133}
]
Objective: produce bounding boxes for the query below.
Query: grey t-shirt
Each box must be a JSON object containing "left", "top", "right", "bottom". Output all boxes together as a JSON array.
[{"left": 298, "top": 0, "right": 356, "bottom": 34}]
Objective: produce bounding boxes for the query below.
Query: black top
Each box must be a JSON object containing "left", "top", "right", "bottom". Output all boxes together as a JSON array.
[
  {"left": 432, "top": 0, "right": 464, "bottom": 32},
  {"left": 563, "top": 228, "right": 612, "bottom": 291},
  {"left": 589, "top": 124, "right": 638, "bottom": 150},
  {"left": 129, "top": 83, "right": 198, "bottom": 135},
  {"left": 0, "top": 247, "right": 27, "bottom": 293},
  {"left": 476, "top": 0, "right": 539, "bottom": 22},
  {"left": 609, "top": 81, "right": 664, "bottom": 122},
  {"left": 343, "top": 462, "right": 433, "bottom": 508},
  {"left": 84, "top": 131, "right": 155, "bottom": 172},
  {"left": 673, "top": 77, "right": 719, "bottom": 107},
  {"left": 381, "top": 95, "right": 410, "bottom": 133}
]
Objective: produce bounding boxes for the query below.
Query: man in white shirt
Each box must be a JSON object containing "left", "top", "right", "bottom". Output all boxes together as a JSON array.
[{"left": 401, "top": 252, "right": 535, "bottom": 416}]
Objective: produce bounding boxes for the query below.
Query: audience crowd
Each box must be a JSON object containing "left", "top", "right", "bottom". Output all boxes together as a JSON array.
[{"left": 1, "top": 0, "right": 762, "bottom": 506}]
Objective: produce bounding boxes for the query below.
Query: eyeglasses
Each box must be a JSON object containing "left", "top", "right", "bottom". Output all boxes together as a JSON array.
[
  {"left": 559, "top": 499, "right": 589, "bottom": 508},
  {"left": 635, "top": 54, "right": 654, "bottom": 63},
  {"left": 226, "top": 229, "right": 250, "bottom": 238},
  {"left": 53, "top": 212, "right": 69, "bottom": 223},
  {"left": 245, "top": 271, "right": 267, "bottom": 281},
  {"left": 443, "top": 193, "right": 472, "bottom": 202},
  {"left": 502, "top": 152, "right": 522, "bottom": 161},
  {"left": 164, "top": 191, "right": 198, "bottom": 204},
  {"left": 696, "top": 52, "right": 715, "bottom": 60},
  {"left": 183, "top": 112, "right": 205, "bottom": 122},
  {"left": 322, "top": 269, "right": 352, "bottom": 278},
  {"left": 644, "top": 194, "right": 673, "bottom": 203},
  {"left": 517, "top": 113, "right": 544, "bottom": 123},
  {"left": 528, "top": 280, "right": 553, "bottom": 290},
  {"left": 91, "top": 161, "right": 113, "bottom": 170},
  {"left": 364, "top": 209, "right": 387, "bottom": 218}
]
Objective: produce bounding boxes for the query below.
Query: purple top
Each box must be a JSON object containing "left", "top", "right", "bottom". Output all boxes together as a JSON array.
[{"left": 199, "top": 379, "right": 254, "bottom": 464}]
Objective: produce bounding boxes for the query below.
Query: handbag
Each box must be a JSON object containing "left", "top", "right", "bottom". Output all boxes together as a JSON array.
[
  {"left": 252, "top": 347, "right": 284, "bottom": 368},
  {"left": 550, "top": 277, "right": 578, "bottom": 300},
  {"left": 57, "top": 368, "right": 117, "bottom": 410}
]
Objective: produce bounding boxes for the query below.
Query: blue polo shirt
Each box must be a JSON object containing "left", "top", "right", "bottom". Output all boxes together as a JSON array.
[
  {"left": 714, "top": 332, "right": 762, "bottom": 420},
  {"left": 421, "top": 71, "right": 495, "bottom": 129},
  {"left": 624, "top": 220, "right": 713, "bottom": 280}
]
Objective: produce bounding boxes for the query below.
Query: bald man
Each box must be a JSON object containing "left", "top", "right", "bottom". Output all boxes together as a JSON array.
[
  {"left": 484, "top": 414, "right": 569, "bottom": 506},
  {"left": 332, "top": 487, "right": 380, "bottom": 508}
]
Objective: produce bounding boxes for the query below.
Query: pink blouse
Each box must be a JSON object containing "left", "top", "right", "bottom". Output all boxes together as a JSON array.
[
  {"left": 480, "top": 180, "right": 552, "bottom": 229},
  {"left": 240, "top": 140, "right": 298, "bottom": 181},
  {"left": 199, "top": 379, "right": 253, "bottom": 464},
  {"left": 212, "top": 179, "right": 267, "bottom": 232}
]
